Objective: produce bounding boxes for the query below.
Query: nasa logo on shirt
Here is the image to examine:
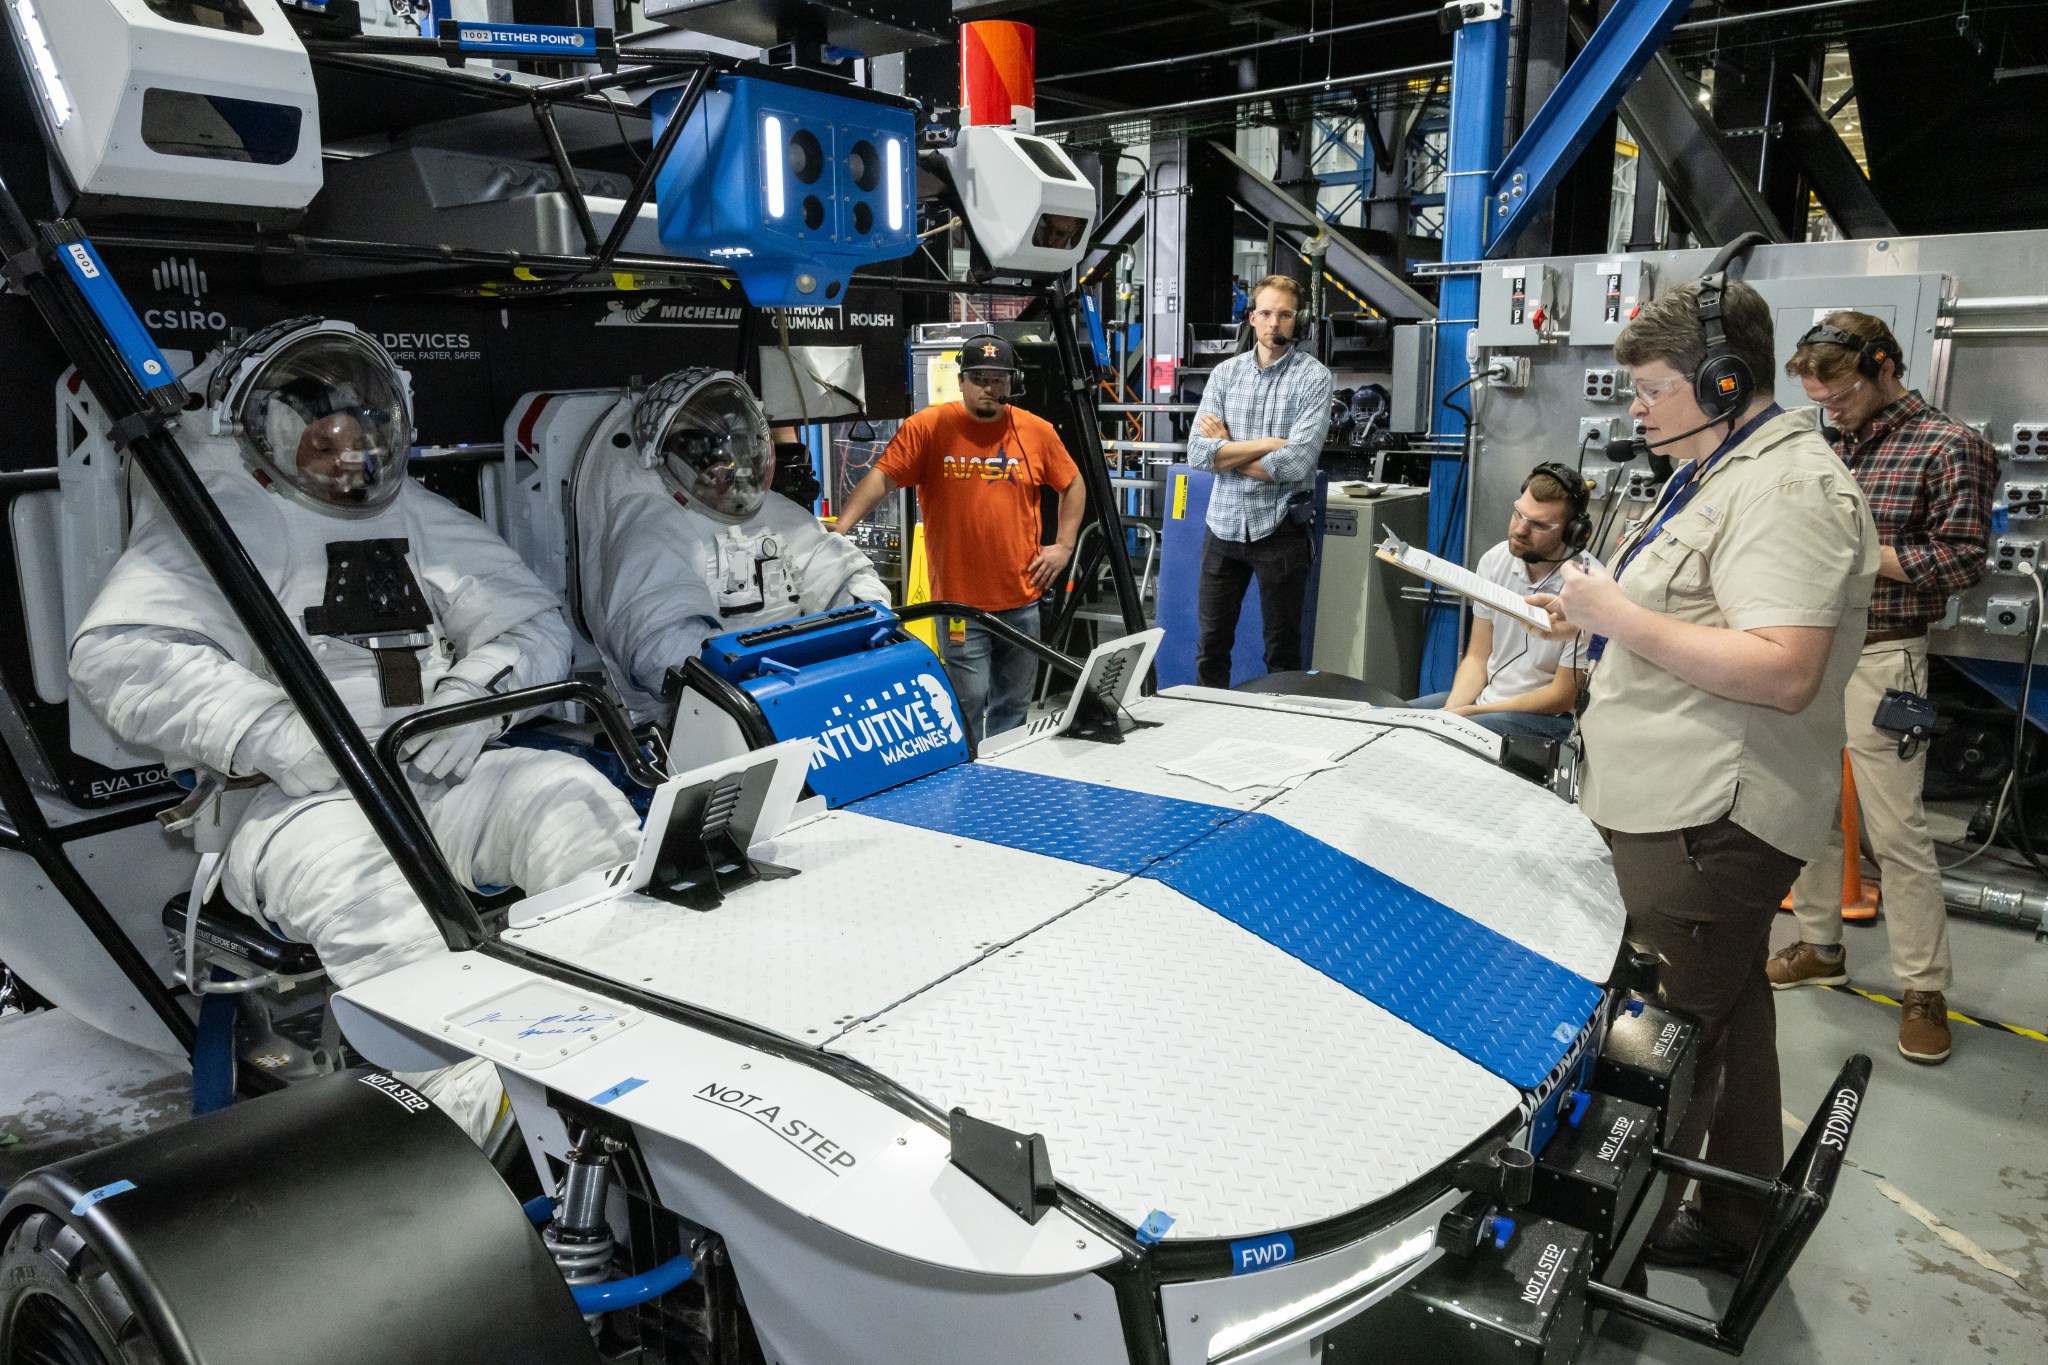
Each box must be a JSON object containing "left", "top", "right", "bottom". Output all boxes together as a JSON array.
[{"left": 941, "top": 450, "right": 1022, "bottom": 483}]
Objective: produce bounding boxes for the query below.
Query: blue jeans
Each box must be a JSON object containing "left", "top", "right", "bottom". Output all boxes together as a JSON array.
[
  {"left": 1409, "top": 691, "right": 1575, "bottom": 744},
  {"left": 939, "top": 602, "right": 1043, "bottom": 746}
]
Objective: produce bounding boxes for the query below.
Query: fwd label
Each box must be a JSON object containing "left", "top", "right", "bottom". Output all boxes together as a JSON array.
[{"left": 1230, "top": 1232, "right": 1295, "bottom": 1275}]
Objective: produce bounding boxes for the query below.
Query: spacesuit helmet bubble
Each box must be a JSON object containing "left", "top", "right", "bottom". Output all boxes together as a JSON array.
[
  {"left": 216, "top": 319, "right": 414, "bottom": 516},
  {"left": 634, "top": 368, "right": 773, "bottom": 523}
]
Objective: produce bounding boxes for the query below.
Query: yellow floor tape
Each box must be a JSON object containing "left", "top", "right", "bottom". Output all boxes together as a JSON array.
[{"left": 1817, "top": 982, "right": 2048, "bottom": 1043}]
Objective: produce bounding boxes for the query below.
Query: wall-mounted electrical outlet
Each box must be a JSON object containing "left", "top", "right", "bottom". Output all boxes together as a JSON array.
[
  {"left": 1582, "top": 369, "right": 1622, "bottom": 402},
  {"left": 1581, "top": 463, "right": 1622, "bottom": 501},
  {"left": 1985, "top": 594, "right": 2034, "bottom": 636},
  {"left": 1578, "top": 416, "right": 1621, "bottom": 448},
  {"left": 1994, "top": 537, "right": 2043, "bottom": 575},
  {"left": 1484, "top": 355, "right": 1531, "bottom": 389},
  {"left": 2013, "top": 423, "right": 2048, "bottom": 459},
  {"left": 2004, "top": 481, "right": 2048, "bottom": 518},
  {"left": 1623, "top": 469, "right": 1664, "bottom": 500}
]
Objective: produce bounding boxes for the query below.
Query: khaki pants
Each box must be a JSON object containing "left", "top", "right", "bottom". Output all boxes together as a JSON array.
[{"left": 1788, "top": 637, "right": 1953, "bottom": 992}]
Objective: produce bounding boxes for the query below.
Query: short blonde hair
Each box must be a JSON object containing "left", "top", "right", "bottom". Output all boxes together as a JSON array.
[{"left": 1250, "top": 274, "right": 1306, "bottom": 311}]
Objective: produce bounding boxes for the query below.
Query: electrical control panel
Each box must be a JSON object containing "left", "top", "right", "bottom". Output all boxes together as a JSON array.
[
  {"left": 1475, "top": 264, "right": 1558, "bottom": 348},
  {"left": 1994, "top": 537, "right": 2042, "bottom": 575},
  {"left": 1454, "top": 235, "right": 2035, "bottom": 664},
  {"left": 1568, "top": 259, "right": 1654, "bottom": 347}
]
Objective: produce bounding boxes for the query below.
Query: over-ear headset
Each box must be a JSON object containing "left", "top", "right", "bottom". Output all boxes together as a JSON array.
[
  {"left": 1796, "top": 321, "right": 1903, "bottom": 380},
  {"left": 1692, "top": 272, "right": 1753, "bottom": 422},
  {"left": 1527, "top": 461, "right": 1592, "bottom": 553}
]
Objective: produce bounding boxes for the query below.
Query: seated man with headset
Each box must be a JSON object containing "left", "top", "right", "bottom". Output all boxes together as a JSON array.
[{"left": 1410, "top": 463, "right": 1598, "bottom": 743}]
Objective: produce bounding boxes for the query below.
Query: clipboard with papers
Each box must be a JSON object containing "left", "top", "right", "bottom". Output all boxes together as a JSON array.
[{"left": 1374, "top": 531, "right": 1555, "bottom": 634}]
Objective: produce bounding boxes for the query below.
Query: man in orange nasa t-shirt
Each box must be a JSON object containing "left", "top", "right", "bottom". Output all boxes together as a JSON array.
[{"left": 836, "top": 334, "right": 1085, "bottom": 745}]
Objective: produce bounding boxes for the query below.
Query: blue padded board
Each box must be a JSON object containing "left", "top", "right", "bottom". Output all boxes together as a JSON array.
[
  {"left": 855, "top": 762, "right": 1235, "bottom": 876},
  {"left": 1148, "top": 815, "right": 1601, "bottom": 1090},
  {"left": 856, "top": 763, "right": 1599, "bottom": 1090}
]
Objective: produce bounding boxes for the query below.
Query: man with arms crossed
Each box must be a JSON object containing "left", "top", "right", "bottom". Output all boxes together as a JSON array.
[{"left": 1184, "top": 273, "right": 1335, "bottom": 686}]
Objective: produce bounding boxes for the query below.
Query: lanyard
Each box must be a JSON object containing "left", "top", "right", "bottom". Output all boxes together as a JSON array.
[{"left": 1586, "top": 405, "right": 1781, "bottom": 663}]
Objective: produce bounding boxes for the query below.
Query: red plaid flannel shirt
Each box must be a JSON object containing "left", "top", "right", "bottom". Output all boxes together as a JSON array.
[{"left": 1832, "top": 392, "right": 1998, "bottom": 634}]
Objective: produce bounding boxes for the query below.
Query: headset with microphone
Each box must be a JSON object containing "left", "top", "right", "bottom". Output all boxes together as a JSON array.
[
  {"left": 1795, "top": 320, "right": 1904, "bottom": 380},
  {"left": 1604, "top": 234, "right": 1770, "bottom": 468},
  {"left": 1524, "top": 461, "right": 1593, "bottom": 556}
]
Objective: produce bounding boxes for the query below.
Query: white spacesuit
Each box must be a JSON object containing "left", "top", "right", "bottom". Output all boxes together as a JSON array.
[
  {"left": 575, "top": 368, "right": 887, "bottom": 721},
  {"left": 68, "top": 318, "right": 641, "bottom": 1136}
]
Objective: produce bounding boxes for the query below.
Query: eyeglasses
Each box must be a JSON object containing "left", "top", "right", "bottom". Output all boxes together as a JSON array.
[
  {"left": 1813, "top": 377, "right": 1866, "bottom": 409},
  {"left": 1630, "top": 372, "right": 1691, "bottom": 407},
  {"left": 960, "top": 370, "right": 1013, "bottom": 389},
  {"left": 1510, "top": 505, "right": 1563, "bottom": 534},
  {"left": 1249, "top": 308, "right": 1298, "bottom": 322}
]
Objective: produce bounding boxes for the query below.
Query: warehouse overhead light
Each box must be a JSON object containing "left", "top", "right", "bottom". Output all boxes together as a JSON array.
[{"left": 10, "top": 0, "right": 74, "bottom": 129}]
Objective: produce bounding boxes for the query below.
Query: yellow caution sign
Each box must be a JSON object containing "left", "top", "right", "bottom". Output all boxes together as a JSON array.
[
  {"left": 927, "top": 351, "right": 963, "bottom": 407},
  {"left": 903, "top": 521, "right": 938, "bottom": 650},
  {"left": 1171, "top": 473, "right": 1188, "bottom": 521}
]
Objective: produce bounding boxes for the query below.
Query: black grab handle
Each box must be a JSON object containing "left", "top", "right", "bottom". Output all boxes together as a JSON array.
[
  {"left": 1585, "top": 1052, "right": 1874, "bottom": 1353},
  {"left": 374, "top": 679, "right": 668, "bottom": 791}
]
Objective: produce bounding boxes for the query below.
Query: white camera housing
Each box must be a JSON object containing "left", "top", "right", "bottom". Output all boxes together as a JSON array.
[
  {"left": 4, "top": 0, "right": 323, "bottom": 218},
  {"left": 940, "top": 125, "right": 1097, "bottom": 277}
]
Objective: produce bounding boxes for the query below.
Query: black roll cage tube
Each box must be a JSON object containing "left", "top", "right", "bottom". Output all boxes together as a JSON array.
[{"left": 0, "top": 43, "right": 1143, "bottom": 1045}]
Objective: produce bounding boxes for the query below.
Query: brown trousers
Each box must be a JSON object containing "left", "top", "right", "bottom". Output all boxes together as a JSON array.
[{"left": 1601, "top": 817, "right": 1805, "bottom": 1242}]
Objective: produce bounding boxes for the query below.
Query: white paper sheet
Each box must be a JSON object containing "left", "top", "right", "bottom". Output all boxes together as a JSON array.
[{"left": 1158, "top": 738, "right": 1342, "bottom": 793}]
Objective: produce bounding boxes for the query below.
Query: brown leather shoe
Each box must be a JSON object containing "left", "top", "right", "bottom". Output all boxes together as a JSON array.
[
  {"left": 1899, "top": 990, "right": 1952, "bottom": 1064},
  {"left": 1767, "top": 941, "right": 1848, "bottom": 990}
]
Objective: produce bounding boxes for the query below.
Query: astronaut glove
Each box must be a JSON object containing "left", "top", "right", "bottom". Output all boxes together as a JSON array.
[
  {"left": 232, "top": 704, "right": 341, "bottom": 798},
  {"left": 399, "top": 679, "right": 500, "bottom": 783}
]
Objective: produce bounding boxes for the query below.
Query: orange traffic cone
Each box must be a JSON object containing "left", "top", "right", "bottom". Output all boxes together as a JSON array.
[{"left": 1783, "top": 752, "right": 1881, "bottom": 920}]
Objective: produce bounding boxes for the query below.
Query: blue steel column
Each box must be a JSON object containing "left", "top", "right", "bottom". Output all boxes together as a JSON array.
[{"left": 1420, "top": 5, "right": 1512, "bottom": 692}]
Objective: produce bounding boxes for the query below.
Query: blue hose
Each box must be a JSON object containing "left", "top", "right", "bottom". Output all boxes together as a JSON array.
[
  {"left": 571, "top": 1252, "right": 696, "bottom": 1314},
  {"left": 527, "top": 1198, "right": 693, "bottom": 1314}
]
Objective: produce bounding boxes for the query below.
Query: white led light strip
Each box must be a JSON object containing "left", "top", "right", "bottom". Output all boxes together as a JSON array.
[
  {"left": 10, "top": 0, "right": 74, "bottom": 129},
  {"left": 885, "top": 136, "right": 903, "bottom": 232},
  {"left": 763, "top": 114, "right": 785, "bottom": 219},
  {"left": 1205, "top": 1231, "right": 1435, "bottom": 1360}
]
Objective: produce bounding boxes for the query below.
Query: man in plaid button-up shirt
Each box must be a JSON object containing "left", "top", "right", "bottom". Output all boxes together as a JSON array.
[
  {"left": 1772, "top": 311, "right": 1998, "bottom": 1067},
  {"left": 1184, "top": 274, "right": 1334, "bottom": 687}
]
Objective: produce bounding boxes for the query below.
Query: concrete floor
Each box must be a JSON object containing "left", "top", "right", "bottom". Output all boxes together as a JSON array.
[{"left": 5, "top": 910, "right": 2046, "bottom": 1362}]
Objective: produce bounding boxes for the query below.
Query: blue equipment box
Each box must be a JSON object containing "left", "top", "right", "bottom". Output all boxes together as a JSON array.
[
  {"left": 653, "top": 74, "right": 917, "bottom": 309},
  {"left": 701, "top": 605, "right": 969, "bottom": 806},
  {"left": 1155, "top": 466, "right": 1328, "bottom": 688}
]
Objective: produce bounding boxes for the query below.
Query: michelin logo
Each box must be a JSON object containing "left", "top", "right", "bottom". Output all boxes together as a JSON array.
[{"left": 812, "top": 673, "right": 964, "bottom": 770}]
